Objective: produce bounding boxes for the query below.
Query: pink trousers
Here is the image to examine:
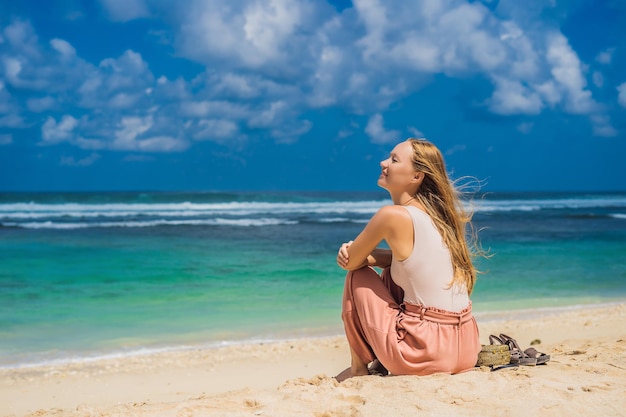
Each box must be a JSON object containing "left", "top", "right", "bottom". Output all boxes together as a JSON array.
[{"left": 341, "top": 266, "right": 481, "bottom": 376}]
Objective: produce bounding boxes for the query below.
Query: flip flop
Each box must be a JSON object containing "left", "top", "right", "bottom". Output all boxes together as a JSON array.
[
  {"left": 499, "top": 334, "right": 537, "bottom": 366},
  {"left": 524, "top": 347, "right": 550, "bottom": 365}
]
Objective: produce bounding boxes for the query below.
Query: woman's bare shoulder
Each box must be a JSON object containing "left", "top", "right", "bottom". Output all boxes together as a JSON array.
[{"left": 373, "top": 205, "right": 413, "bottom": 224}]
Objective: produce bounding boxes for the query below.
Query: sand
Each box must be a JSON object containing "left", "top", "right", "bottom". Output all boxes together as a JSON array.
[{"left": 2, "top": 303, "right": 625, "bottom": 417}]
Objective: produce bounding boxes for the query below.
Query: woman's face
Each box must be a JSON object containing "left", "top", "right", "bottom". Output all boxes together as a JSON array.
[{"left": 377, "top": 141, "right": 417, "bottom": 192}]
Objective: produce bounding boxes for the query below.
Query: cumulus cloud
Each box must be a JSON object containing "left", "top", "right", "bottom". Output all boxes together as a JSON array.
[
  {"left": 365, "top": 114, "right": 400, "bottom": 144},
  {"left": 177, "top": 0, "right": 319, "bottom": 70},
  {"left": 41, "top": 115, "right": 79, "bottom": 143},
  {"left": 545, "top": 33, "right": 596, "bottom": 114},
  {"left": 193, "top": 119, "right": 240, "bottom": 141},
  {"left": 0, "top": 0, "right": 616, "bottom": 156},
  {"left": 490, "top": 77, "right": 543, "bottom": 114},
  {"left": 105, "top": 115, "right": 187, "bottom": 152}
]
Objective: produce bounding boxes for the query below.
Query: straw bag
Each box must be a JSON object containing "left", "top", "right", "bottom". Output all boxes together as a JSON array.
[{"left": 475, "top": 344, "right": 511, "bottom": 367}]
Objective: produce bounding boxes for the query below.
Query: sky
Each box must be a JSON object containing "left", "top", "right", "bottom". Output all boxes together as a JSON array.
[{"left": 0, "top": 0, "right": 625, "bottom": 192}]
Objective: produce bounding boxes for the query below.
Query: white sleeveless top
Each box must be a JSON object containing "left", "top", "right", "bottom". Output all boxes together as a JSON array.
[{"left": 390, "top": 206, "right": 470, "bottom": 312}]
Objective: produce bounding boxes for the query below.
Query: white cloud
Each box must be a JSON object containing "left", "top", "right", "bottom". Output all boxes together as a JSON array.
[
  {"left": 407, "top": 127, "right": 425, "bottom": 139},
  {"left": 133, "top": 136, "right": 188, "bottom": 152},
  {"left": 112, "top": 115, "right": 153, "bottom": 149},
  {"left": 2, "top": 20, "right": 41, "bottom": 59},
  {"left": 499, "top": 22, "right": 540, "bottom": 79},
  {"left": 248, "top": 101, "right": 288, "bottom": 128},
  {"left": 243, "top": 0, "right": 304, "bottom": 63},
  {"left": 60, "top": 153, "right": 100, "bottom": 166},
  {"left": 177, "top": 0, "right": 317, "bottom": 69},
  {"left": 389, "top": 35, "right": 441, "bottom": 73},
  {"left": 534, "top": 80, "right": 561, "bottom": 106},
  {"left": 179, "top": 100, "right": 250, "bottom": 120},
  {"left": 490, "top": 78, "right": 543, "bottom": 114},
  {"left": 595, "top": 48, "right": 614, "bottom": 65},
  {"left": 1, "top": 21, "right": 92, "bottom": 92},
  {"left": 0, "top": 1, "right": 618, "bottom": 157},
  {"left": 107, "top": 115, "right": 188, "bottom": 152},
  {"left": 41, "top": 115, "right": 78, "bottom": 143},
  {"left": 50, "top": 38, "right": 76, "bottom": 57},
  {"left": 78, "top": 50, "right": 153, "bottom": 109},
  {"left": 3, "top": 56, "right": 22, "bottom": 79},
  {"left": 365, "top": 114, "right": 400, "bottom": 144},
  {"left": 213, "top": 73, "right": 262, "bottom": 99},
  {"left": 591, "top": 115, "right": 617, "bottom": 137},
  {"left": 545, "top": 32, "right": 596, "bottom": 114},
  {"left": 107, "top": 92, "right": 141, "bottom": 109},
  {"left": 194, "top": 119, "right": 240, "bottom": 141},
  {"left": 617, "top": 82, "right": 626, "bottom": 108},
  {"left": 270, "top": 119, "right": 312, "bottom": 144}
]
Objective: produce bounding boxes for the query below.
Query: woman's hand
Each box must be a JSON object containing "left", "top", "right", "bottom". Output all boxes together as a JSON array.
[{"left": 337, "top": 240, "right": 353, "bottom": 270}]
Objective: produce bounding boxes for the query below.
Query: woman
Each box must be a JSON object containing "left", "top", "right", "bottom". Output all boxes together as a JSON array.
[{"left": 335, "top": 138, "right": 481, "bottom": 381}]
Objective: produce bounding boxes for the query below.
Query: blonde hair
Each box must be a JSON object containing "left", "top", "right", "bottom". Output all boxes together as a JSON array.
[{"left": 408, "top": 138, "right": 481, "bottom": 295}]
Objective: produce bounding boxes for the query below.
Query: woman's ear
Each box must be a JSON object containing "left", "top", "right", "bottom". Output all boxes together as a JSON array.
[{"left": 412, "top": 172, "right": 424, "bottom": 184}]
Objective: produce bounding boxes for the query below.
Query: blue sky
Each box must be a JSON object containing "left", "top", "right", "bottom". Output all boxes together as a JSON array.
[{"left": 0, "top": 0, "right": 624, "bottom": 192}]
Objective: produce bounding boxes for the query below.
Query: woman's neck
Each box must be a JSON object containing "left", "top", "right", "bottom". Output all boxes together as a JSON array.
[{"left": 391, "top": 192, "right": 417, "bottom": 206}]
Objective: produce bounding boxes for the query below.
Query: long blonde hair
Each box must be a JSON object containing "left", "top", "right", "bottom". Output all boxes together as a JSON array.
[{"left": 408, "top": 138, "right": 480, "bottom": 295}]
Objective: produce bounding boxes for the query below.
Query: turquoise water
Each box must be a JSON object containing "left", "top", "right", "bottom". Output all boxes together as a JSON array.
[{"left": 1, "top": 191, "right": 625, "bottom": 367}]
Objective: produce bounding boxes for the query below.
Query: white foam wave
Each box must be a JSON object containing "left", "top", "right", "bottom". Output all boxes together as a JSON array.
[
  {"left": 609, "top": 213, "right": 626, "bottom": 219},
  {"left": 318, "top": 218, "right": 369, "bottom": 223},
  {"left": 2, "top": 218, "right": 298, "bottom": 229},
  {"left": 0, "top": 200, "right": 386, "bottom": 218},
  {"left": 1, "top": 196, "right": 625, "bottom": 228},
  {"left": 471, "top": 196, "right": 626, "bottom": 213}
]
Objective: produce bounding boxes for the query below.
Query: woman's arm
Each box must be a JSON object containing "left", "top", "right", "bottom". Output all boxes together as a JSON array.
[
  {"left": 337, "top": 245, "right": 391, "bottom": 270},
  {"left": 336, "top": 206, "right": 406, "bottom": 271}
]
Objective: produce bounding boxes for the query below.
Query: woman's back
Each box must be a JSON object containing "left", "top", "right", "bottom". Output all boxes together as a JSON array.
[{"left": 390, "top": 206, "right": 470, "bottom": 312}]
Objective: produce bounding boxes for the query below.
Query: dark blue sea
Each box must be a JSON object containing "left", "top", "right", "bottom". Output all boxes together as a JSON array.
[{"left": 1, "top": 191, "right": 625, "bottom": 368}]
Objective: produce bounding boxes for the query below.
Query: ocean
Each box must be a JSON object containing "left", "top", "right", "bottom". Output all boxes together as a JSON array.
[{"left": 1, "top": 191, "right": 625, "bottom": 368}]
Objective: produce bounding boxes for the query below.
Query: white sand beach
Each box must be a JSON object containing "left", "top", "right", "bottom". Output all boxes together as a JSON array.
[{"left": 2, "top": 303, "right": 625, "bottom": 417}]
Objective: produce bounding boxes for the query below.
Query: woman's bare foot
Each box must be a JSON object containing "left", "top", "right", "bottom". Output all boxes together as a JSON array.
[
  {"left": 368, "top": 359, "right": 389, "bottom": 376},
  {"left": 334, "top": 366, "right": 369, "bottom": 382}
]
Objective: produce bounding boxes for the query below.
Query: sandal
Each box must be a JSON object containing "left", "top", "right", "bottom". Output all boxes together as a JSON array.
[
  {"left": 524, "top": 347, "right": 550, "bottom": 365},
  {"left": 499, "top": 334, "right": 537, "bottom": 366}
]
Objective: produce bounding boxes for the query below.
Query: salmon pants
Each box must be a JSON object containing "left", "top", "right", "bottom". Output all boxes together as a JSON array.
[{"left": 341, "top": 266, "right": 481, "bottom": 376}]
